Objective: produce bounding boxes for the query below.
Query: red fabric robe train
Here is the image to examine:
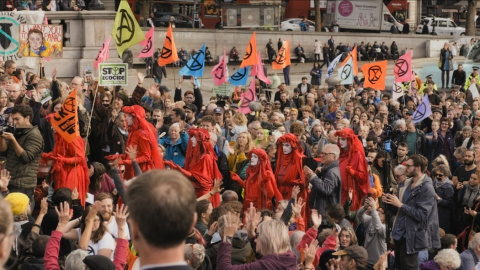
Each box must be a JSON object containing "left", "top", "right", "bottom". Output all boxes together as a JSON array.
[
  {"left": 165, "top": 128, "right": 222, "bottom": 207},
  {"left": 275, "top": 134, "right": 307, "bottom": 221},
  {"left": 242, "top": 148, "right": 282, "bottom": 211},
  {"left": 335, "top": 128, "right": 370, "bottom": 210},
  {"left": 106, "top": 105, "right": 164, "bottom": 179},
  {"left": 42, "top": 133, "right": 90, "bottom": 206}
]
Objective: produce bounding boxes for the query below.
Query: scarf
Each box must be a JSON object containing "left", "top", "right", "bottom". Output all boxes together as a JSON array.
[{"left": 463, "top": 184, "right": 480, "bottom": 208}]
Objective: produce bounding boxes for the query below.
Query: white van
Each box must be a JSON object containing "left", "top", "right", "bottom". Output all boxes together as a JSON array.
[{"left": 415, "top": 17, "right": 465, "bottom": 36}]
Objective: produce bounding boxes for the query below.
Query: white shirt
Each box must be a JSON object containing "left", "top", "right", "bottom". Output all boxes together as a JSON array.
[
  {"left": 107, "top": 218, "right": 131, "bottom": 240},
  {"left": 76, "top": 228, "right": 116, "bottom": 260},
  {"left": 315, "top": 41, "right": 322, "bottom": 54}
]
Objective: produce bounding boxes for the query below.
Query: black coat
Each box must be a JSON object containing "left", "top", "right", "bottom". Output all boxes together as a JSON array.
[{"left": 434, "top": 180, "right": 454, "bottom": 233}]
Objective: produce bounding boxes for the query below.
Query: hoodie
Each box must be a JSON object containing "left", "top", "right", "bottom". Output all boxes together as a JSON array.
[
  {"left": 217, "top": 242, "right": 298, "bottom": 270},
  {"left": 419, "top": 260, "right": 441, "bottom": 270}
]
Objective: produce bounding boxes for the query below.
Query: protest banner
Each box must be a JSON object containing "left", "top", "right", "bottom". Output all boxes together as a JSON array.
[
  {"left": 99, "top": 63, "right": 128, "bottom": 86},
  {"left": 0, "top": 11, "right": 44, "bottom": 61},
  {"left": 19, "top": 24, "right": 63, "bottom": 58},
  {"left": 50, "top": 89, "right": 80, "bottom": 143}
]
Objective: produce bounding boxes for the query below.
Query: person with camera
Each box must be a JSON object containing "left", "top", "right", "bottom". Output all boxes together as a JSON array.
[{"left": 0, "top": 104, "right": 44, "bottom": 199}]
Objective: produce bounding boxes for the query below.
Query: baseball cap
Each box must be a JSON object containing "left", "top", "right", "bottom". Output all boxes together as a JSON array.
[
  {"left": 183, "top": 104, "right": 198, "bottom": 113},
  {"left": 432, "top": 107, "right": 442, "bottom": 114},
  {"left": 406, "top": 110, "right": 414, "bottom": 115},
  {"left": 213, "top": 107, "right": 224, "bottom": 114},
  {"left": 230, "top": 103, "right": 239, "bottom": 109},
  {"left": 332, "top": 245, "right": 368, "bottom": 266}
]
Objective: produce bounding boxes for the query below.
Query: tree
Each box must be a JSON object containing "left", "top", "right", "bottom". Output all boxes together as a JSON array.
[
  {"left": 466, "top": 0, "right": 478, "bottom": 36},
  {"left": 315, "top": 0, "right": 321, "bottom": 32}
]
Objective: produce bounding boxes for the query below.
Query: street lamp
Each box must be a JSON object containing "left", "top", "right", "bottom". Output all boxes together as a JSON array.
[{"left": 431, "top": 0, "right": 437, "bottom": 35}]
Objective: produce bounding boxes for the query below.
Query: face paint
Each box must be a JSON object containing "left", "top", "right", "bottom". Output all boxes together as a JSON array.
[
  {"left": 282, "top": 143, "right": 292, "bottom": 155},
  {"left": 191, "top": 136, "right": 197, "bottom": 147},
  {"left": 339, "top": 138, "right": 348, "bottom": 149},
  {"left": 250, "top": 153, "right": 259, "bottom": 166},
  {"left": 126, "top": 114, "right": 134, "bottom": 126}
]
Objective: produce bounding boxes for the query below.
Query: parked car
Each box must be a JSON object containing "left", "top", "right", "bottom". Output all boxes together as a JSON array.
[
  {"left": 154, "top": 12, "right": 195, "bottom": 28},
  {"left": 416, "top": 17, "right": 465, "bottom": 36},
  {"left": 280, "top": 18, "right": 315, "bottom": 31}
]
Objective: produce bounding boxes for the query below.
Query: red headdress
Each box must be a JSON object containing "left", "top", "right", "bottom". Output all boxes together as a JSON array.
[
  {"left": 122, "top": 105, "right": 164, "bottom": 169},
  {"left": 275, "top": 134, "right": 305, "bottom": 191},
  {"left": 184, "top": 128, "right": 217, "bottom": 170}
]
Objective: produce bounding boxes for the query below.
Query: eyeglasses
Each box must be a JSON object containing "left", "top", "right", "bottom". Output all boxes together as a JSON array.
[
  {"left": 475, "top": 118, "right": 480, "bottom": 121},
  {"left": 404, "top": 164, "right": 415, "bottom": 168},
  {"left": 102, "top": 99, "right": 110, "bottom": 103},
  {"left": 436, "top": 174, "right": 444, "bottom": 177},
  {"left": 320, "top": 152, "right": 334, "bottom": 156},
  {"left": 394, "top": 174, "right": 403, "bottom": 178}
]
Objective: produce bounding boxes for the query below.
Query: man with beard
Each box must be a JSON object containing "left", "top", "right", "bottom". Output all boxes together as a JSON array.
[
  {"left": 95, "top": 193, "right": 130, "bottom": 239},
  {"left": 383, "top": 154, "right": 440, "bottom": 270},
  {"left": 452, "top": 149, "right": 477, "bottom": 187},
  {"left": 183, "top": 104, "right": 197, "bottom": 126},
  {"left": 392, "top": 142, "right": 409, "bottom": 168}
]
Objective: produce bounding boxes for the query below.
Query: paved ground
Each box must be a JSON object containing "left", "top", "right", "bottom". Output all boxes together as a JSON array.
[{"left": 138, "top": 56, "right": 463, "bottom": 100}]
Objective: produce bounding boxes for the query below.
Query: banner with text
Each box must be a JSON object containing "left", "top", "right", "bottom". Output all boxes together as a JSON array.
[
  {"left": 99, "top": 63, "right": 128, "bottom": 86},
  {"left": 19, "top": 24, "right": 63, "bottom": 58}
]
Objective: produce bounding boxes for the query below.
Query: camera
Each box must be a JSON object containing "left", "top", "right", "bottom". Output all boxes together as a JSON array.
[{"left": 0, "top": 115, "right": 14, "bottom": 135}]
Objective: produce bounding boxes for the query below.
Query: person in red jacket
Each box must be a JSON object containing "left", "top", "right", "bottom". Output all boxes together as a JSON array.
[
  {"left": 335, "top": 128, "right": 370, "bottom": 210},
  {"left": 42, "top": 116, "right": 90, "bottom": 206},
  {"left": 107, "top": 105, "right": 164, "bottom": 180},
  {"left": 243, "top": 148, "right": 282, "bottom": 211},
  {"left": 275, "top": 133, "right": 307, "bottom": 220},
  {"left": 165, "top": 128, "right": 223, "bottom": 207}
]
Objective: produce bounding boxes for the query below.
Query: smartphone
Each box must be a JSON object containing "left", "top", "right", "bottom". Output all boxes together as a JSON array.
[
  {"left": 183, "top": 75, "right": 192, "bottom": 80},
  {"left": 26, "top": 84, "right": 35, "bottom": 91}
]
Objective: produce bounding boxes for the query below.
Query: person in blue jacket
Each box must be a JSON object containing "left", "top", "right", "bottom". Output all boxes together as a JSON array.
[{"left": 159, "top": 122, "right": 189, "bottom": 167}]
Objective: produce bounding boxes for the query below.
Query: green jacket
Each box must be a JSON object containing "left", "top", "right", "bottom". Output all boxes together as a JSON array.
[{"left": 4, "top": 126, "right": 44, "bottom": 189}]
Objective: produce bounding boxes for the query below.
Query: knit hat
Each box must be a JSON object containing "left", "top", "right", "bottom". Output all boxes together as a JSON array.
[
  {"left": 5, "top": 192, "right": 30, "bottom": 215},
  {"left": 83, "top": 255, "right": 115, "bottom": 270}
]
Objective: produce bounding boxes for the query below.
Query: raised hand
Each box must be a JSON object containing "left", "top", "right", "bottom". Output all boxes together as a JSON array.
[
  {"left": 311, "top": 209, "right": 322, "bottom": 230},
  {"left": 304, "top": 239, "right": 319, "bottom": 268},
  {"left": 71, "top": 187, "right": 79, "bottom": 200},
  {"left": 223, "top": 212, "right": 240, "bottom": 240},
  {"left": 114, "top": 204, "right": 129, "bottom": 228},
  {"left": 0, "top": 169, "right": 11, "bottom": 191},
  {"left": 211, "top": 179, "right": 224, "bottom": 195},
  {"left": 55, "top": 201, "right": 73, "bottom": 229},
  {"left": 291, "top": 185, "right": 300, "bottom": 199},
  {"left": 292, "top": 197, "right": 305, "bottom": 218},
  {"left": 39, "top": 197, "right": 48, "bottom": 216},
  {"left": 125, "top": 145, "right": 138, "bottom": 161}
]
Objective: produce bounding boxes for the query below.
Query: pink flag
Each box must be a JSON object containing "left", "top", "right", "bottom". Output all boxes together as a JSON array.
[
  {"left": 94, "top": 36, "right": 111, "bottom": 69},
  {"left": 212, "top": 48, "right": 227, "bottom": 86},
  {"left": 254, "top": 51, "right": 271, "bottom": 85},
  {"left": 238, "top": 79, "right": 256, "bottom": 114},
  {"left": 137, "top": 27, "right": 154, "bottom": 58},
  {"left": 394, "top": 50, "right": 412, "bottom": 83},
  {"left": 44, "top": 15, "right": 48, "bottom": 25}
]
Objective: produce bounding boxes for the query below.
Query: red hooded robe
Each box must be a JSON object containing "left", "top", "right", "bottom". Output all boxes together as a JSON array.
[
  {"left": 168, "top": 128, "right": 222, "bottom": 207},
  {"left": 243, "top": 148, "right": 283, "bottom": 211},
  {"left": 42, "top": 133, "right": 90, "bottom": 206},
  {"left": 335, "top": 128, "right": 370, "bottom": 210},
  {"left": 275, "top": 134, "right": 308, "bottom": 221},
  {"left": 109, "top": 105, "right": 164, "bottom": 179}
]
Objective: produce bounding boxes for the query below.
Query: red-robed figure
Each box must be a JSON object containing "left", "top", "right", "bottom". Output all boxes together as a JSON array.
[
  {"left": 275, "top": 134, "right": 307, "bottom": 220},
  {"left": 42, "top": 127, "right": 90, "bottom": 206},
  {"left": 335, "top": 128, "right": 370, "bottom": 210},
  {"left": 107, "top": 105, "right": 164, "bottom": 179},
  {"left": 165, "top": 128, "right": 223, "bottom": 207},
  {"left": 243, "top": 148, "right": 283, "bottom": 211}
]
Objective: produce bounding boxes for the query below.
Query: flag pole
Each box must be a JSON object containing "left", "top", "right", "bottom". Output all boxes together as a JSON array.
[{"left": 84, "top": 78, "right": 100, "bottom": 152}]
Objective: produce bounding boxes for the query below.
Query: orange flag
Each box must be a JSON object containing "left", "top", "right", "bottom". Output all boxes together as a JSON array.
[
  {"left": 361, "top": 60, "right": 387, "bottom": 90},
  {"left": 157, "top": 24, "right": 178, "bottom": 66},
  {"left": 240, "top": 32, "right": 258, "bottom": 68},
  {"left": 272, "top": 40, "right": 291, "bottom": 70},
  {"left": 50, "top": 89, "right": 80, "bottom": 143},
  {"left": 341, "top": 46, "right": 358, "bottom": 75}
]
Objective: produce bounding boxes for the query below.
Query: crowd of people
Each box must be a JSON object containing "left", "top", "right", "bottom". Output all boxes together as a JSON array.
[{"left": 1, "top": 38, "right": 480, "bottom": 270}]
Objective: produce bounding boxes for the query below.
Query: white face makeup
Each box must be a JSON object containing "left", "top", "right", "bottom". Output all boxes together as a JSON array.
[
  {"left": 339, "top": 138, "right": 348, "bottom": 149},
  {"left": 191, "top": 136, "right": 197, "bottom": 147},
  {"left": 282, "top": 143, "right": 292, "bottom": 155},
  {"left": 126, "top": 114, "right": 134, "bottom": 126},
  {"left": 250, "top": 153, "right": 259, "bottom": 166}
]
